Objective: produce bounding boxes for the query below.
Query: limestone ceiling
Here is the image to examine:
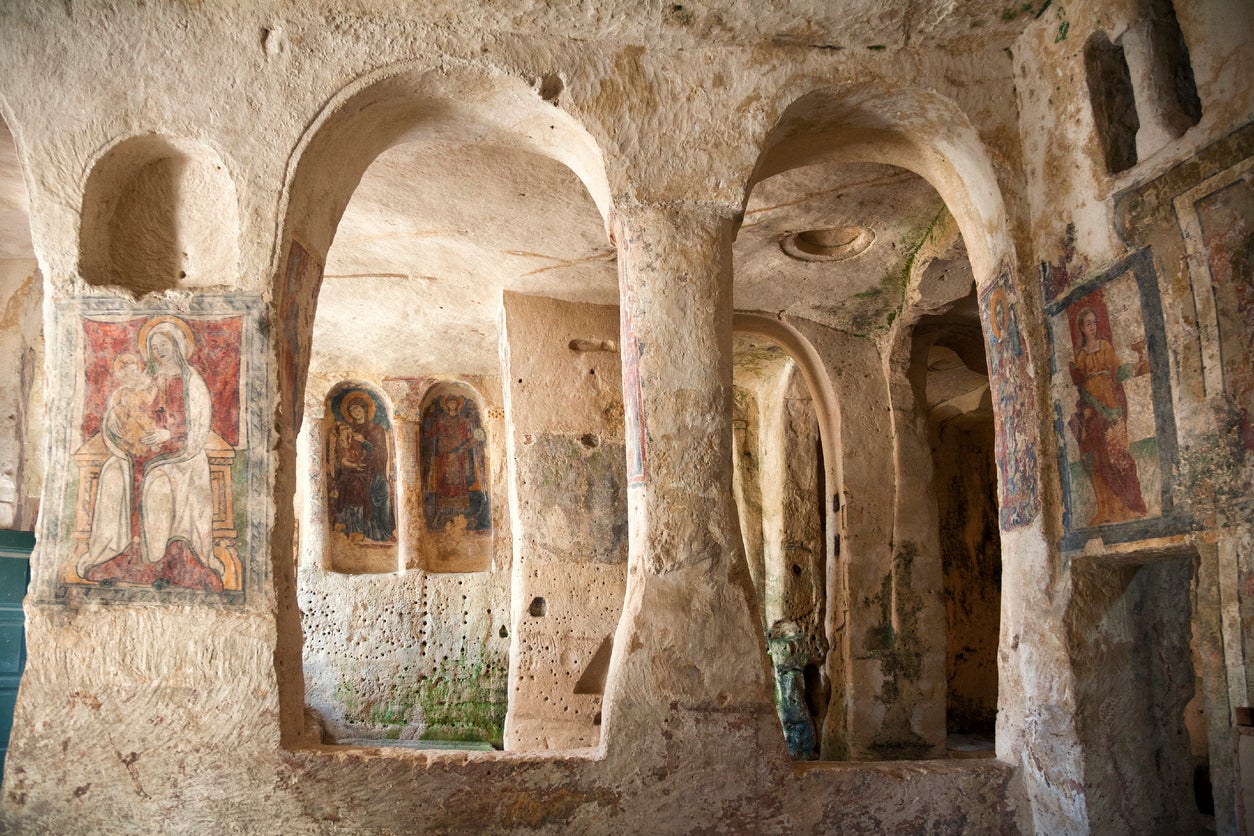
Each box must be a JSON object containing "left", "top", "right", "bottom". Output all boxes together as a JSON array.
[
  {"left": 315, "top": 143, "right": 950, "bottom": 377},
  {"left": 0, "top": 119, "right": 961, "bottom": 378},
  {"left": 288, "top": 0, "right": 1043, "bottom": 52},
  {"left": 926, "top": 343, "right": 992, "bottom": 424},
  {"left": 731, "top": 333, "right": 792, "bottom": 388},
  {"left": 735, "top": 162, "right": 946, "bottom": 334},
  {"left": 314, "top": 141, "right": 617, "bottom": 377}
]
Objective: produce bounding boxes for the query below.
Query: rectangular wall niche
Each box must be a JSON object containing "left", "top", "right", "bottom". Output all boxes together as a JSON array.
[{"left": 1068, "top": 556, "right": 1200, "bottom": 834}]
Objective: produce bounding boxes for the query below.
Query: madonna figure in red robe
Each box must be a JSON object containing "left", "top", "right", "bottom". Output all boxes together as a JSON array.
[{"left": 78, "top": 317, "right": 224, "bottom": 591}]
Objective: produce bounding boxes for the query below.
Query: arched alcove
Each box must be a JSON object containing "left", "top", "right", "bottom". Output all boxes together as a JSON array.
[
  {"left": 737, "top": 84, "right": 1040, "bottom": 766},
  {"left": 882, "top": 211, "right": 1002, "bottom": 758},
  {"left": 79, "top": 134, "right": 241, "bottom": 293},
  {"left": 903, "top": 287, "right": 1001, "bottom": 753},
  {"left": 319, "top": 381, "right": 398, "bottom": 575},
  {"left": 277, "top": 64, "right": 621, "bottom": 753},
  {"left": 730, "top": 318, "right": 841, "bottom": 761}
]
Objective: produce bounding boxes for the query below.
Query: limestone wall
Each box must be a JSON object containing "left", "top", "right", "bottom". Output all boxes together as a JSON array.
[
  {"left": 297, "top": 373, "right": 512, "bottom": 745},
  {"left": 1012, "top": 0, "right": 1254, "bottom": 831},
  {"left": 499, "top": 293, "right": 626, "bottom": 752},
  {"left": 0, "top": 258, "right": 39, "bottom": 530},
  {"left": 933, "top": 416, "right": 1001, "bottom": 735}
]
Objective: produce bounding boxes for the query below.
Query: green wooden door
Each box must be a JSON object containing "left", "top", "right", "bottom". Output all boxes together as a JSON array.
[{"left": 0, "top": 530, "right": 33, "bottom": 785}]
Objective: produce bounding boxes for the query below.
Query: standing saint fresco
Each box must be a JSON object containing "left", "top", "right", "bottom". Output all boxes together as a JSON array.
[
  {"left": 76, "top": 316, "right": 225, "bottom": 591},
  {"left": 421, "top": 392, "right": 490, "bottom": 532},
  {"left": 1068, "top": 306, "right": 1148, "bottom": 526},
  {"left": 983, "top": 281, "right": 1038, "bottom": 528},
  {"left": 327, "top": 389, "right": 395, "bottom": 543}
]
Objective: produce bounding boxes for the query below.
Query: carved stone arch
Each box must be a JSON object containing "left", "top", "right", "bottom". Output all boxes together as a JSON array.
[
  {"left": 271, "top": 60, "right": 615, "bottom": 747},
  {"left": 742, "top": 84, "right": 1055, "bottom": 775},
  {"left": 732, "top": 313, "right": 842, "bottom": 761},
  {"left": 886, "top": 209, "right": 1001, "bottom": 755}
]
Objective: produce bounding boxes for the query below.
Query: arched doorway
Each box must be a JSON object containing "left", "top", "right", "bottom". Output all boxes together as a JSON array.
[
  {"left": 733, "top": 84, "right": 1044, "bottom": 766},
  {"left": 276, "top": 66, "right": 624, "bottom": 751}
]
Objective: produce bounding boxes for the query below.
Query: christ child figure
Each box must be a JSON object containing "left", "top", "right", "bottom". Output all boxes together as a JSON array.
[{"left": 106, "top": 352, "right": 157, "bottom": 457}]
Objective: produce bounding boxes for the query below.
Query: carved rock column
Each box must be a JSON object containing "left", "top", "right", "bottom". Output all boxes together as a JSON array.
[{"left": 601, "top": 202, "right": 783, "bottom": 766}]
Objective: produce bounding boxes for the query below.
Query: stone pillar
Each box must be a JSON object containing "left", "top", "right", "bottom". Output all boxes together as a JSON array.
[
  {"left": 500, "top": 294, "right": 628, "bottom": 751},
  {"left": 600, "top": 203, "right": 781, "bottom": 760}
]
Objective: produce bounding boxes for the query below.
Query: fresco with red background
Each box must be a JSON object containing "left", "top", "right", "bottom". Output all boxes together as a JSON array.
[{"left": 81, "top": 316, "right": 242, "bottom": 444}]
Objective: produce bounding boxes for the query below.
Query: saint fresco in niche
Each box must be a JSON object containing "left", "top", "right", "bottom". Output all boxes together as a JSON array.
[
  {"left": 327, "top": 387, "right": 396, "bottom": 544},
  {"left": 70, "top": 313, "right": 243, "bottom": 593},
  {"left": 1066, "top": 300, "right": 1150, "bottom": 526},
  {"left": 420, "top": 391, "right": 490, "bottom": 533},
  {"left": 1046, "top": 250, "right": 1174, "bottom": 546}
]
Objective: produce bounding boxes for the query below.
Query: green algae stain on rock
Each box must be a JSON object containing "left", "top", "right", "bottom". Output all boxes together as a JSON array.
[
  {"left": 862, "top": 543, "right": 932, "bottom": 757},
  {"left": 416, "top": 658, "right": 509, "bottom": 746},
  {"left": 334, "top": 654, "right": 508, "bottom": 747}
]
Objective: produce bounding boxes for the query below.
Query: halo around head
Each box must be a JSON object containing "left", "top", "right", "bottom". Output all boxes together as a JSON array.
[
  {"left": 987, "top": 287, "right": 1009, "bottom": 340},
  {"left": 340, "top": 390, "right": 376, "bottom": 422},
  {"left": 139, "top": 316, "right": 195, "bottom": 362}
]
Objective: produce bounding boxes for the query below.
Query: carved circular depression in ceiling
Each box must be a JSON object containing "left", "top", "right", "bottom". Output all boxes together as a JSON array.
[{"left": 779, "top": 225, "right": 875, "bottom": 262}]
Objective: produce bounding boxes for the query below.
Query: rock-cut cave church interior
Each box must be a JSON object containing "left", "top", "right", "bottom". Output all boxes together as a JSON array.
[{"left": 0, "top": 0, "right": 1251, "bottom": 832}]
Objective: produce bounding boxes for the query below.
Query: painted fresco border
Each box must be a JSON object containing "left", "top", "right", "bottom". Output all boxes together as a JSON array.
[
  {"left": 1046, "top": 248, "right": 1191, "bottom": 549},
  {"left": 40, "top": 295, "right": 269, "bottom": 606}
]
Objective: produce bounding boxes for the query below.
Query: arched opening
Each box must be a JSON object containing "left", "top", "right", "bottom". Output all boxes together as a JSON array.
[
  {"left": 1086, "top": 0, "right": 1203, "bottom": 176},
  {"left": 910, "top": 286, "right": 1001, "bottom": 754},
  {"left": 730, "top": 330, "right": 829, "bottom": 760},
  {"left": 79, "top": 135, "right": 241, "bottom": 293},
  {"left": 736, "top": 85, "right": 1034, "bottom": 764},
  {"left": 884, "top": 211, "right": 1002, "bottom": 757},
  {"left": 278, "top": 66, "right": 622, "bottom": 752}
]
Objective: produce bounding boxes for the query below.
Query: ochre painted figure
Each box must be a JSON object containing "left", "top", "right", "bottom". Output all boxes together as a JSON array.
[
  {"left": 421, "top": 393, "right": 490, "bottom": 532},
  {"left": 1068, "top": 306, "right": 1148, "bottom": 526}
]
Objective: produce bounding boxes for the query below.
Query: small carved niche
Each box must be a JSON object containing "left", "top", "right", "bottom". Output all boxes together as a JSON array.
[
  {"left": 1086, "top": 31, "right": 1140, "bottom": 174},
  {"left": 416, "top": 381, "right": 492, "bottom": 573},
  {"left": 324, "top": 382, "right": 398, "bottom": 574},
  {"left": 80, "top": 135, "right": 241, "bottom": 293}
]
